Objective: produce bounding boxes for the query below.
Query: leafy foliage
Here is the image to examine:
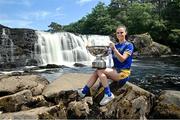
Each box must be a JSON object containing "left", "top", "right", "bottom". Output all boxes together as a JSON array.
[
  {"left": 162, "top": 0, "right": 180, "bottom": 29},
  {"left": 47, "top": 0, "right": 180, "bottom": 52},
  {"left": 63, "top": 17, "right": 86, "bottom": 34},
  {"left": 168, "top": 29, "right": 180, "bottom": 49},
  {"left": 47, "top": 22, "right": 63, "bottom": 33},
  {"left": 123, "top": 2, "right": 155, "bottom": 34}
]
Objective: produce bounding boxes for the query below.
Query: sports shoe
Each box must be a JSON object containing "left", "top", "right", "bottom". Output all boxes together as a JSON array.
[
  {"left": 100, "top": 93, "right": 115, "bottom": 106},
  {"left": 77, "top": 89, "right": 86, "bottom": 98}
]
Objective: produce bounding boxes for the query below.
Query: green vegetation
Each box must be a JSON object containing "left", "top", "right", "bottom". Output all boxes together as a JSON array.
[
  {"left": 47, "top": 0, "right": 180, "bottom": 53},
  {"left": 47, "top": 22, "right": 63, "bottom": 33}
]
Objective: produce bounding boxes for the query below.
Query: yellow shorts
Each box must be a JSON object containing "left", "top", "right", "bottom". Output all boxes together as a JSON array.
[
  {"left": 118, "top": 69, "right": 131, "bottom": 80},
  {"left": 91, "top": 69, "right": 131, "bottom": 98}
]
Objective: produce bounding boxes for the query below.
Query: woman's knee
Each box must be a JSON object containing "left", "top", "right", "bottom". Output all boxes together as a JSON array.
[
  {"left": 97, "top": 69, "right": 104, "bottom": 76},
  {"left": 97, "top": 70, "right": 107, "bottom": 78}
]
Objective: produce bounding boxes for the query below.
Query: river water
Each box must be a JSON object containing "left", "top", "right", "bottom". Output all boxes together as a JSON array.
[
  {"left": 130, "top": 56, "right": 180, "bottom": 94},
  {"left": 0, "top": 56, "right": 179, "bottom": 94},
  {"left": 38, "top": 56, "right": 180, "bottom": 94}
]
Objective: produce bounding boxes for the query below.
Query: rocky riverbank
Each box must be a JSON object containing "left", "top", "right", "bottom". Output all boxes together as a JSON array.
[{"left": 0, "top": 73, "right": 179, "bottom": 119}]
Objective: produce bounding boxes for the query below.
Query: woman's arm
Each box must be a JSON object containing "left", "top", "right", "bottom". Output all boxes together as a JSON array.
[
  {"left": 110, "top": 42, "right": 133, "bottom": 63},
  {"left": 112, "top": 48, "right": 129, "bottom": 62}
]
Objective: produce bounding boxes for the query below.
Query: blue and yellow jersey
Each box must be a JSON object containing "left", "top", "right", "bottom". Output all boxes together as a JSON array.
[{"left": 112, "top": 41, "right": 134, "bottom": 73}]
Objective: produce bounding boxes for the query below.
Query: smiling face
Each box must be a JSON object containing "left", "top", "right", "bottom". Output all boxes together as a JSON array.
[{"left": 116, "top": 27, "right": 127, "bottom": 42}]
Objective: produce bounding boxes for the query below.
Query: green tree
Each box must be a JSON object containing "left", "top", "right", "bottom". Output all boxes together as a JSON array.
[
  {"left": 162, "top": 0, "right": 180, "bottom": 29},
  {"left": 63, "top": 2, "right": 118, "bottom": 35},
  {"left": 124, "top": 2, "right": 155, "bottom": 34},
  {"left": 48, "top": 22, "right": 63, "bottom": 33},
  {"left": 149, "top": 0, "right": 180, "bottom": 50},
  {"left": 168, "top": 29, "right": 180, "bottom": 49},
  {"left": 83, "top": 2, "right": 119, "bottom": 35},
  {"left": 108, "top": 0, "right": 130, "bottom": 18},
  {"left": 149, "top": 19, "right": 168, "bottom": 45},
  {"left": 64, "top": 17, "right": 86, "bottom": 34}
]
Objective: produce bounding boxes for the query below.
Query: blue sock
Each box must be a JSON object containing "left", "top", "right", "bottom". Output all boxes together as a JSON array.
[
  {"left": 104, "top": 86, "right": 112, "bottom": 97},
  {"left": 82, "top": 85, "right": 89, "bottom": 94}
]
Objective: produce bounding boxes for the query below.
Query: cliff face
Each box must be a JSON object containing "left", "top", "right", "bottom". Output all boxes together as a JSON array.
[{"left": 0, "top": 25, "right": 38, "bottom": 69}]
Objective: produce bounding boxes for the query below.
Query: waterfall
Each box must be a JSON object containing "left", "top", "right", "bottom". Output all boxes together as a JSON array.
[
  {"left": 2, "top": 28, "right": 6, "bottom": 45},
  {"left": 1, "top": 28, "right": 14, "bottom": 62},
  {"left": 10, "top": 39, "right": 14, "bottom": 62},
  {"left": 35, "top": 31, "right": 111, "bottom": 66}
]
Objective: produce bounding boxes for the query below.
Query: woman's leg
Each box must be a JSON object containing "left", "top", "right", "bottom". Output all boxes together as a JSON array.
[
  {"left": 97, "top": 68, "right": 121, "bottom": 81},
  {"left": 79, "top": 68, "right": 120, "bottom": 97},
  {"left": 86, "top": 70, "right": 99, "bottom": 87},
  {"left": 79, "top": 70, "right": 99, "bottom": 97},
  {"left": 97, "top": 68, "right": 116, "bottom": 105}
]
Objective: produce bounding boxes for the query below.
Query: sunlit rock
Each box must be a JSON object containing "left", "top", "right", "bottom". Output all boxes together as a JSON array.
[{"left": 0, "top": 75, "right": 49, "bottom": 96}]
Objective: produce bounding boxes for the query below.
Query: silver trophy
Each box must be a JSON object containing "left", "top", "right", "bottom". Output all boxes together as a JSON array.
[{"left": 86, "top": 46, "right": 110, "bottom": 69}]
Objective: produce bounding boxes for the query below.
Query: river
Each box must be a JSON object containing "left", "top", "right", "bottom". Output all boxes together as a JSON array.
[{"left": 38, "top": 56, "right": 180, "bottom": 94}]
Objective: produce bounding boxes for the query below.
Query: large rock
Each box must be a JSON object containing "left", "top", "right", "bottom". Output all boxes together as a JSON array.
[
  {"left": 0, "top": 90, "right": 32, "bottom": 112},
  {"left": 67, "top": 97, "right": 93, "bottom": 118},
  {"left": 92, "top": 82, "right": 155, "bottom": 119},
  {"left": 129, "top": 33, "right": 171, "bottom": 56},
  {"left": 1, "top": 103, "right": 67, "bottom": 119},
  {"left": 152, "top": 90, "right": 180, "bottom": 118},
  {"left": 0, "top": 75, "right": 49, "bottom": 96},
  {"left": 42, "top": 73, "right": 90, "bottom": 98}
]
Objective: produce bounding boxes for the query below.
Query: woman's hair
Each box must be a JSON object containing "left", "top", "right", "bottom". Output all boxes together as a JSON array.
[{"left": 116, "top": 25, "right": 127, "bottom": 33}]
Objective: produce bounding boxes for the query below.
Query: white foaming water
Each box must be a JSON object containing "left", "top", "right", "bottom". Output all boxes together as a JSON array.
[
  {"left": 10, "top": 39, "right": 14, "bottom": 62},
  {"left": 2, "top": 28, "right": 6, "bottom": 36},
  {"left": 1, "top": 28, "right": 14, "bottom": 62},
  {"left": 0, "top": 71, "right": 24, "bottom": 75},
  {"left": 35, "top": 31, "right": 112, "bottom": 66}
]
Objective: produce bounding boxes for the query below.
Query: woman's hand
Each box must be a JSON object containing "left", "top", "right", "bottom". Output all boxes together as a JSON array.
[{"left": 109, "top": 42, "right": 115, "bottom": 50}]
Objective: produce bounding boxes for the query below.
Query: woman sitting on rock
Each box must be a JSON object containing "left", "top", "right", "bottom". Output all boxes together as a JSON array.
[{"left": 78, "top": 25, "right": 134, "bottom": 105}]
